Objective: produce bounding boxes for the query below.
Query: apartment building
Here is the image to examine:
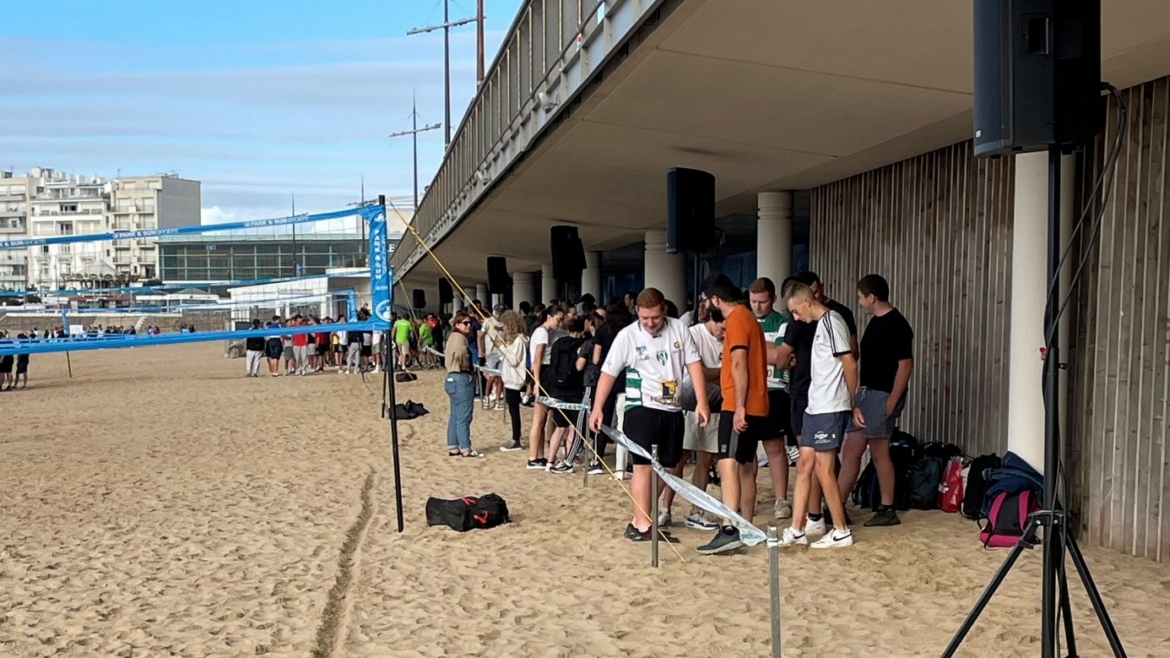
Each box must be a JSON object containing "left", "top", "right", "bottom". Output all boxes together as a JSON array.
[
  {"left": 0, "top": 173, "right": 30, "bottom": 291},
  {"left": 9, "top": 167, "right": 201, "bottom": 290}
]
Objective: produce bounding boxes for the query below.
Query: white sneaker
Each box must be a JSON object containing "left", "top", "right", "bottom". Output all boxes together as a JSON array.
[
  {"left": 779, "top": 527, "right": 808, "bottom": 546},
  {"left": 786, "top": 445, "right": 800, "bottom": 465},
  {"left": 657, "top": 509, "right": 672, "bottom": 527},
  {"left": 803, "top": 517, "right": 827, "bottom": 537},
  {"left": 810, "top": 528, "right": 854, "bottom": 549},
  {"left": 774, "top": 499, "right": 793, "bottom": 520}
]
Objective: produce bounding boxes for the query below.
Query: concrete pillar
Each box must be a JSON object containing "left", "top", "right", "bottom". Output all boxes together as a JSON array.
[
  {"left": 757, "top": 191, "right": 793, "bottom": 286},
  {"left": 512, "top": 271, "right": 536, "bottom": 310},
  {"left": 1006, "top": 152, "right": 1074, "bottom": 475},
  {"left": 541, "top": 263, "right": 556, "bottom": 304},
  {"left": 475, "top": 283, "right": 488, "bottom": 305},
  {"left": 452, "top": 295, "right": 464, "bottom": 312},
  {"left": 644, "top": 229, "right": 686, "bottom": 310},
  {"left": 582, "top": 251, "right": 602, "bottom": 303}
]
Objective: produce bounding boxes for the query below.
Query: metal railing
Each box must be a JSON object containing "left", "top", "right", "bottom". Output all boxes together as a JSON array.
[{"left": 391, "top": 0, "right": 625, "bottom": 275}]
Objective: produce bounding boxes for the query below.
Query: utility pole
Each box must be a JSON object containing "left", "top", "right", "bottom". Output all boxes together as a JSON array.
[
  {"left": 407, "top": 1, "right": 484, "bottom": 148},
  {"left": 290, "top": 192, "right": 298, "bottom": 277},
  {"left": 389, "top": 91, "right": 441, "bottom": 218}
]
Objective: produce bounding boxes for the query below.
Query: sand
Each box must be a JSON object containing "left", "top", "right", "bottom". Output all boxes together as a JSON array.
[{"left": 1, "top": 342, "right": 1167, "bottom": 658}]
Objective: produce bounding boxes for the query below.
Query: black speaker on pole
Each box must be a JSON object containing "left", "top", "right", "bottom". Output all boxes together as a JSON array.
[
  {"left": 550, "top": 225, "right": 586, "bottom": 281},
  {"left": 487, "top": 256, "right": 511, "bottom": 295},
  {"left": 438, "top": 278, "right": 453, "bottom": 306},
  {"left": 412, "top": 289, "right": 426, "bottom": 310},
  {"left": 973, "top": 0, "right": 1102, "bottom": 157},
  {"left": 666, "top": 167, "right": 716, "bottom": 254}
]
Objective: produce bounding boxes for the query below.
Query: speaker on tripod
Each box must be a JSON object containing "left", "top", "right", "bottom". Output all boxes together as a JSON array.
[
  {"left": 438, "top": 278, "right": 453, "bottom": 308},
  {"left": 487, "top": 256, "right": 511, "bottom": 298}
]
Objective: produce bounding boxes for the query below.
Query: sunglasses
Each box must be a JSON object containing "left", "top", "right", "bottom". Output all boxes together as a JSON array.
[{"left": 457, "top": 320, "right": 471, "bottom": 326}]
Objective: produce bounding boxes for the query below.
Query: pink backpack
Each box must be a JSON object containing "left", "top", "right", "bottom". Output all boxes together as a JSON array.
[{"left": 979, "top": 490, "right": 1039, "bottom": 548}]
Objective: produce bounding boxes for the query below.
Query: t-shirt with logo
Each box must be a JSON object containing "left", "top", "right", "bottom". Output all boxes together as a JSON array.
[
  {"left": 483, "top": 317, "right": 505, "bottom": 356},
  {"left": 720, "top": 305, "right": 770, "bottom": 417},
  {"left": 757, "top": 310, "right": 790, "bottom": 391},
  {"left": 807, "top": 310, "right": 853, "bottom": 415},
  {"left": 601, "top": 317, "right": 700, "bottom": 413}
]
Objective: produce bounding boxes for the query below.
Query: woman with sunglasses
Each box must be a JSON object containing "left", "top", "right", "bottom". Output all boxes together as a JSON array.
[{"left": 444, "top": 312, "right": 482, "bottom": 457}]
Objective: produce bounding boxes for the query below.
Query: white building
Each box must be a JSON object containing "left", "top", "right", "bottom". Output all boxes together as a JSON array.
[
  {"left": 0, "top": 172, "right": 31, "bottom": 291},
  {"left": 14, "top": 167, "right": 201, "bottom": 291}
]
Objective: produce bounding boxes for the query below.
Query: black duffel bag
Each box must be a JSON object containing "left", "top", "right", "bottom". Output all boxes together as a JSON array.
[{"left": 425, "top": 493, "right": 511, "bottom": 532}]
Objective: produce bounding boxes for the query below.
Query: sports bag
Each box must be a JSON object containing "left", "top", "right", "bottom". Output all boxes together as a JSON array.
[
  {"left": 961, "top": 454, "right": 1002, "bottom": 520},
  {"left": 425, "top": 493, "right": 511, "bottom": 532},
  {"left": 979, "top": 490, "right": 1039, "bottom": 548}
]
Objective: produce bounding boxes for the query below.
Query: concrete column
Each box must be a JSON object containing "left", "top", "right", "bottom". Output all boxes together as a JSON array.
[
  {"left": 644, "top": 229, "right": 686, "bottom": 310},
  {"left": 541, "top": 263, "right": 556, "bottom": 304},
  {"left": 512, "top": 271, "right": 536, "bottom": 310},
  {"left": 582, "top": 251, "right": 602, "bottom": 302},
  {"left": 475, "top": 283, "right": 488, "bottom": 305},
  {"left": 452, "top": 295, "right": 464, "bottom": 312},
  {"left": 1006, "top": 152, "right": 1074, "bottom": 474},
  {"left": 757, "top": 191, "right": 793, "bottom": 286}
]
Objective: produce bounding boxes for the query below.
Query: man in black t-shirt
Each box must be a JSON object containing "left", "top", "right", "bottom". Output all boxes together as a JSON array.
[{"left": 838, "top": 274, "right": 914, "bottom": 527}]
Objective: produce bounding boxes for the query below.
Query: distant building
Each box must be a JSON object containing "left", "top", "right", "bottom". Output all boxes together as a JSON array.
[{"left": 0, "top": 167, "right": 202, "bottom": 291}]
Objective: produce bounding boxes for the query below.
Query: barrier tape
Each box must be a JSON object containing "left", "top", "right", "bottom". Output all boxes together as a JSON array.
[
  {"left": 599, "top": 424, "right": 768, "bottom": 546},
  {"left": 537, "top": 395, "right": 588, "bottom": 412}
]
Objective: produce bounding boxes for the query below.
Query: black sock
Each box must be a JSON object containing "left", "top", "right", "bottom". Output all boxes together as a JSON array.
[{"left": 807, "top": 513, "right": 823, "bottom": 522}]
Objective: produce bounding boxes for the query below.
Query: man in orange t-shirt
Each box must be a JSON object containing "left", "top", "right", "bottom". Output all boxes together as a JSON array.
[{"left": 696, "top": 278, "right": 770, "bottom": 555}]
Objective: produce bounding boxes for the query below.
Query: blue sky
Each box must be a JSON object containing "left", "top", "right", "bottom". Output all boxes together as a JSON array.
[{"left": 0, "top": 0, "right": 521, "bottom": 231}]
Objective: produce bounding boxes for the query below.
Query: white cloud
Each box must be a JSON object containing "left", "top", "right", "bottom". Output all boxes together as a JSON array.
[{"left": 200, "top": 205, "right": 238, "bottom": 224}]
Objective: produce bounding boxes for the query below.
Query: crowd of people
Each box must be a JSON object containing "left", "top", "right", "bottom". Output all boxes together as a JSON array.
[
  {"left": 440, "top": 272, "right": 915, "bottom": 554},
  {"left": 241, "top": 306, "right": 386, "bottom": 377}
]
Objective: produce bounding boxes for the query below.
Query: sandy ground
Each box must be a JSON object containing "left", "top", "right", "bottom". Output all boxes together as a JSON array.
[{"left": 1, "top": 342, "right": 1167, "bottom": 658}]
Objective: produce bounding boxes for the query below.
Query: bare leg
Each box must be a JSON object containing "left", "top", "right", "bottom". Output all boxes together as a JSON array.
[
  {"left": 661, "top": 449, "right": 689, "bottom": 510},
  {"left": 817, "top": 450, "right": 849, "bottom": 531},
  {"left": 527, "top": 404, "right": 548, "bottom": 461},
  {"left": 547, "top": 426, "right": 567, "bottom": 462},
  {"left": 716, "top": 457, "right": 740, "bottom": 523},
  {"left": 867, "top": 438, "right": 896, "bottom": 506},
  {"left": 762, "top": 439, "right": 791, "bottom": 501},
  {"left": 739, "top": 461, "right": 758, "bottom": 524},
  {"left": 837, "top": 430, "right": 868, "bottom": 499},
  {"left": 631, "top": 464, "right": 653, "bottom": 531},
  {"left": 789, "top": 447, "right": 816, "bottom": 532}
]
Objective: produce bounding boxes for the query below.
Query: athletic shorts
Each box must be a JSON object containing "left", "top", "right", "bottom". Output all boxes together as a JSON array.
[
  {"left": 790, "top": 394, "right": 809, "bottom": 437},
  {"left": 621, "top": 406, "right": 684, "bottom": 468},
  {"left": 282, "top": 346, "right": 294, "bottom": 361},
  {"left": 361, "top": 345, "right": 372, "bottom": 358},
  {"left": 683, "top": 411, "right": 719, "bottom": 453},
  {"left": 317, "top": 344, "right": 329, "bottom": 355},
  {"left": 765, "top": 389, "right": 792, "bottom": 441},
  {"left": 800, "top": 411, "right": 850, "bottom": 452},
  {"left": 717, "top": 411, "right": 769, "bottom": 464},
  {"left": 845, "top": 387, "right": 905, "bottom": 439},
  {"left": 266, "top": 339, "right": 283, "bottom": 360},
  {"left": 15, "top": 361, "right": 28, "bottom": 375}
]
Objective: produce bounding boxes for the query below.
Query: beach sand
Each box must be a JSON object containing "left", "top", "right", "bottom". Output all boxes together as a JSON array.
[{"left": 1, "top": 342, "right": 1167, "bottom": 657}]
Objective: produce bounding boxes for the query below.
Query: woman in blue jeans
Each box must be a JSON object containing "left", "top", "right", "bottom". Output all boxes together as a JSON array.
[{"left": 444, "top": 312, "right": 482, "bottom": 457}]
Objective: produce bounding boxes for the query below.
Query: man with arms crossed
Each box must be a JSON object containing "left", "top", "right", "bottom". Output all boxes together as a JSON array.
[
  {"left": 699, "top": 279, "right": 770, "bottom": 555},
  {"left": 590, "top": 288, "right": 709, "bottom": 543},
  {"left": 781, "top": 283, "right": 856, "bottom": 548},
  {"left": 837, "top": 274, "right": 914, "bottom": 527}
]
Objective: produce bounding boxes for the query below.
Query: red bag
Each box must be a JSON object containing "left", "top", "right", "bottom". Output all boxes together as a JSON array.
[{"left": 938, "top": 456, "right": 967, "bottom": 513}]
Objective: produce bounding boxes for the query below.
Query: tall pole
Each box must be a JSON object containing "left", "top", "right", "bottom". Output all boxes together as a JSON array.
[
  {"left": 408, "top": 6, "right": 478, "bottom": 150},
  {"left": 477, "top": 0, "right": 485, "bottom": 86},
  {"left": 291, "top": 193, "right": 297, "bottom": 277},
  {"left": 389, "top": 95, "right": 440, "bottom": 222},
  {"left": 360, "top": 175, "right": 366, "bottom": 264}
]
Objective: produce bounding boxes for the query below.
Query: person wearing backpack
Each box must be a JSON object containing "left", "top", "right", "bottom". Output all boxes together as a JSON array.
[
  {"left": 544, "top": 317, "right": 589, "bottom": 473},
  {"left": 838, "top": 274, "right": 915, "bottom": 528}
]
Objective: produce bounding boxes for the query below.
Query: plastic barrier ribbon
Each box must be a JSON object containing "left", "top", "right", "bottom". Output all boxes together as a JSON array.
[
  {"left": 537, "top": 396, "right": 588, "bottom": 412},
  {"left": 599, "top": 424, "right": 768, "bottom": 546}
]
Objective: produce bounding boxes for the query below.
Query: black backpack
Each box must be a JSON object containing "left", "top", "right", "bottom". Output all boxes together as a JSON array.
[
  {"left": 851, "top": 430, "right": 919, "bottom": 511},
  {"left": 907, "top": 442, "right": 963, "bottom": 510},
  {"left": 425, "top": 493, "right": 511, "bottom": 532},
  {"left": 962, "top": 454, "right": 1003, "bottom": 520},
  {"left": 548, "top": 336, "right": 587, "bottom": 390}
]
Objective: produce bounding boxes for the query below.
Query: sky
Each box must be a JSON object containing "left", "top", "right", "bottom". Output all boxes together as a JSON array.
[{"left": 0, "top": 0, "right": 522, "bottom": 233}]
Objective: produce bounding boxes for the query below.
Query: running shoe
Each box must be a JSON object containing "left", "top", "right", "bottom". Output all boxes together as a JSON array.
[
  {"left": 696, "top": 527, "right": 744, "bottom": 555},
  {"left": 499, "top": 440, "right": 523, "bottom": 452},
  {"left": 810, "top": 529, "right": 854, "bottom": 549}
]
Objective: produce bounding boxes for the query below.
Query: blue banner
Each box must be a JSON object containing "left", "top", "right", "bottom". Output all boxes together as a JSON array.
[{"left": 368, "top": 209, "right": 392, "bottom": 329}]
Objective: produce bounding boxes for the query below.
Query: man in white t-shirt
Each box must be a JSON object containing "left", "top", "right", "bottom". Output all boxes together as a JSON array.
[
  {"left": 781, "top": 283, "right": 856, "bottom": 549},
  {"left": 590, "top": 288, "right": 710, "bottom": 543},
  {"left": 480, "top": 304, "right": 507, "bottom": 410},
  {"left": 659, "top": 295, "right": 724, "bottom": 530}
]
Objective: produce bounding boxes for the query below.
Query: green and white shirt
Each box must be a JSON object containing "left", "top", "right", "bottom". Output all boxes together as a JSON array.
[
  {"left": 758, "top": 310, "right": 790, "bottom": 391},
  {"left": 601, "top": 318, "right": 700, "bottom": 412}
]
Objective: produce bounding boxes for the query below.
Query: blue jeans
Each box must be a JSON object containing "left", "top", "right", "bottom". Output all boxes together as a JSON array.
[{"left": 444, "top": 372, "right": 474, "bottom": 452}]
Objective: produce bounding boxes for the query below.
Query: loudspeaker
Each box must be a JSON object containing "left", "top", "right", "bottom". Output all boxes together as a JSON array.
[
  {"left": 438, "top": 278, "right": 453, "bottom": 306},
  {"left": 412, "top": 289, "right": 426, "bottom": 309},
  {"left": 550, "top": 225, "right": 586, "bottom": 281},
  {"left": 487, "top": 256, "right": 511, "bottom": 295},
  {"left": 666, "top": 168, "right": 715, "bottom": 254},
  {"left": 973, "top": 0, "right": 1102, "bottom": 157}
]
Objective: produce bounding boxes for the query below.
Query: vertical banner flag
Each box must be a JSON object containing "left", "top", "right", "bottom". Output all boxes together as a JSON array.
[{"left": 369, "top": 207, "right": 392, "bottom": 329}]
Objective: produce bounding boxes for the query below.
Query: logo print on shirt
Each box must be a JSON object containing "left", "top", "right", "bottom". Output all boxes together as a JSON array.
[{"left": 656, "top": 350, "right": 668, "bottom": 366}]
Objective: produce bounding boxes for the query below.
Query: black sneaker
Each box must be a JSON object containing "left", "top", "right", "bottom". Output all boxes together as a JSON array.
[
  {"left": 587, "top": 461, "right": 604, "bottom": 475},
  {"left": 500, "top": 440, "right": 523, "bottom": 452},
  {"left": 824, "top": 506, "right": 853, "bottom": 526},
  {"left": 864, "top": 507, "right": 902, "bottom": 527},
  {"left": 526, "top": 459, "right": 548, "bottom": 470},
  {"left": 696, "top": 526, "right": 744, "bottom": 555},
  {"left": 549, "top": 461, "right": 573, "bottom": 474},
  {"left": 624, "top": 524, "right": 679, "bottom": 543}
]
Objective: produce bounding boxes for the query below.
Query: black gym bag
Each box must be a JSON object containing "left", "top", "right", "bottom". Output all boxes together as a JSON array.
[{"left": 425, "top": 493, "right": 511, "bottom": 532}]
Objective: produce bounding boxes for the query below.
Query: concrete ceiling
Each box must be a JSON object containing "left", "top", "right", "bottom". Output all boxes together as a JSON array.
[{"left": 403, "top": 0, "right": 1170, "bottom": 287}]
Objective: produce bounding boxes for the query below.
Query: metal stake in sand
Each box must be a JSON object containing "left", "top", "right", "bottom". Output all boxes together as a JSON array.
[
  {"left": 767, "top": 525, "right": 782, "bottom": 658},
  {"left": 650, "top": 445, "right": 659, "bottom": 568}
]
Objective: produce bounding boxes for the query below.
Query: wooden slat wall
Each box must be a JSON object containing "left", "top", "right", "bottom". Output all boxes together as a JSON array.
[
  {"left": 810, "top": 143, "right": 1015, "bottom": 459},
  {"left": 1070, "top": 78, "right": 1170, "bottom": 562}
]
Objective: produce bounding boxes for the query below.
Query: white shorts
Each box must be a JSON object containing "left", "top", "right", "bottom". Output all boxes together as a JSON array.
[{"left": 683, "top": 411, "right": 719, "bottom": 453}]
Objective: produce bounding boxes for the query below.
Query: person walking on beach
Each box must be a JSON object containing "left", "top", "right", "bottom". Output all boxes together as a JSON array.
[
  {"left": 444, "top": 312, "right": 482, "bottom": 458},
  {"left": 589, "top": 288, "right": 709, "bottom": 543},
  {"left": 781, "top": 283, "right": 856, "bottom": 549}
]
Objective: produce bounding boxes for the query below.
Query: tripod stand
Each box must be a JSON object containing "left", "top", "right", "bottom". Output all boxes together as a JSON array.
[{"left": 941, "top": 147, "right": 1126, "bottom": 658}]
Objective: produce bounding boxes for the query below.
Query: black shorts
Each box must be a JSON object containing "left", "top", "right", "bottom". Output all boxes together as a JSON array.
[
  {"left": 766, "top": 389, "right": 792, "bottom": 442},
  {"left": 790, "top": 394, "right": 809, "bottom": 437},
  {"left": 361, "top": 345, "right": 373, "bottom": 357},
  {"left": 15, "top": 361, "right": 28, "bottom": 375},
  {"left": 317, "top": 344, "right": 329, "bottom": 355},
  {"left": 622, "top": 407, "right": 684, "bottom": 467},
  {"left": 265, "top": 339, "right": 283, "bottom": 360},
  {"left": 717, "top": 411, "right": 769, "bottom": 464}
]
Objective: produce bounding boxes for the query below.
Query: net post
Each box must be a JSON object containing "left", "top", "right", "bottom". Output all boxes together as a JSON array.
[
  {"left": 768, "top": 525, "right": 783, "bottom": 658},
  {"left": 650, "top": 445, "right": 659, "bottom": 568}
]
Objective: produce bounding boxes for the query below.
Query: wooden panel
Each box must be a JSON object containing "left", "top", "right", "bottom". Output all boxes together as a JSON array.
[
  {"left": 1070, "top": 78, "right": 1170, "bottom": 561},
  {"left": 810, "top": 142, "right": 1015, "bottom": 458}
]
